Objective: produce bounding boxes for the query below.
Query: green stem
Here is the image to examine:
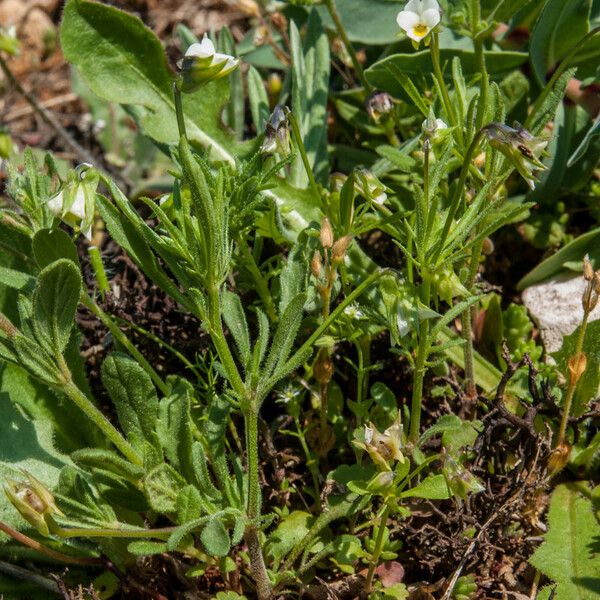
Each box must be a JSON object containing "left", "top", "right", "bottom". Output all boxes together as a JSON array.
[
  {"left": 430, "top": 33, "right": 460, "bottom": 141},
  {"left": 245, "top": 408, "right": 261, "bottom": 521},
  {"left": 557, "top": 311, "right": 589, "bottom": 446},
  {"left": 88, "top": 245, "right": 110, "bottom": 300},
  {"left": 237, "top": 234, "right": 277, "bottom": 323},
  {"left": 57, "top": 525, "right": 174, "bottom": 539},
  {"left": 173, "top": 82, "right": 187, "bottom": 138},
  {"left": 81, "top": 294, "right": 169, "bottom": 397},
  {"left": 286, "top": 109, "right": 321, "bottom": 202},
  {"left": 293, "top": 416, "right": 321, "bottom": 501},
  {"left": 323, "top": 0, "right": 373, "bottom": 93},
  {"left": 431, "top": 129, "right": 485, "bottom": 266},
  {"left": 355, "top": 335, "right": 371, "bottom": 426},
  {"left": 364, "top": 504, "right": 391, "bottom": 593},
  {"left": 207, "top": 285, "right": 246, "bottom": 399},
  {"left": 244, "top": 409, "right": 272, "bottom": 600},
  {"left": 274, "top": 269, "right": 389, "bottom": 385},
  {"left": 461, "top": 238, "right": 483, "bottom": 400},
  {"left": 61, "top": 380, "right": 142, "bottom": 466},
  {"left": 409, "top": 275, "right": 431, "bottom": 444}
]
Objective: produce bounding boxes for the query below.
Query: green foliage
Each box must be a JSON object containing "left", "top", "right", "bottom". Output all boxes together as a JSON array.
[
  {"left": 530, "top": 485, "right": 600, "bottom": 600},
  {"left": 101, "top": 352, "right": 159, "bottom": 449},
  {"left": 32, "top": 259, "right": 81, "bottom": 356},
  {"left": 0, "top": 1, "right": 596, "bottom": 598},
  {"left": 60, "top": 0, "right": 243, "bottom": 163}
]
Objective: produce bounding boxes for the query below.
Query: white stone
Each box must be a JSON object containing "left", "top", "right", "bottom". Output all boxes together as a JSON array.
[{"left": 522, "top": 272, "right": 600, "bottom": 353}]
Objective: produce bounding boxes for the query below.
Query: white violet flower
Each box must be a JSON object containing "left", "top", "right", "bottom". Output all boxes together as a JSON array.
[
  {"left": 396, "top": 0, "right": 441, "bottom": 43},
  {"left": 47, "top": 163, "right": 98, "bottom": 240},
  {"left": 178, "top": 35, "right": 240, "bottom": 92}
]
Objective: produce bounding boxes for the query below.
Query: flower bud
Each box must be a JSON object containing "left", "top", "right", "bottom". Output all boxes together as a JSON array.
[
  {"left": 260, "top": 105, "right": 290, "bottom": 156},
  {"left": 46, "top": 163, "right": 98, "bottom": 240},
  {"left": 177, "top": 35, "right": 240, "bottom": 93},
  {"left": 319, "top": 217, "right": 334, "bottom": 249},
  {"left": 271, "top": 12, "right": 288, "bottom": 32},
  {"left": 482, "top": 237, "right": 495, "bottom": 256},
  {"left": 0, "top": 312, "right": 17, "bottom": 338},
  {"left": 568, "top": 352, "right": 587, "bottom": 387},
  {"left": 235, "top": 0, "right": 261, "bottom": 17},
  {"left": 310, "top": 251, "right": 323, "bottom": 279},
  {"left": 314, "top": 353, "right": 333, "bottom": 385},
  {"left": 0, "top": 26, "right": 19, "bottom": 56},
  {"left": 4, "top": 472, "right": 63, "bottom": 536},
  {"left": 366, "top": 91, "right": 394, "bottom": 124},
  {"left": 483, "top": 123, "right": 548, "bottom": 190},
  {"left": 332, "top": 235, "right": 352, "bottom": 264},
  {"left": 355, "top": 169, "right": 388, "bottom": 205},
  {"left": 548, "top": 442, "right": 571, "bottom": 476},
  {"left": 422, "top": 114, "right": 448, "bottom": 139},
  {"left": 583, "top": 255, "right": 594, "bottom": 281},
  {"left": 353, "top": 413, "right": 405, "bottom": 471},
  {"left": 443, "top": 456, "right": 485, "bottom": 499},
  {"left": 267, "top": 72, "right": 282, "bottom": 98}
]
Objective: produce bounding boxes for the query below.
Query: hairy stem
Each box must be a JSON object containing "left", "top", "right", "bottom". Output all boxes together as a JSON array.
[
  {"left": 409, "top": 275, "right": 432, "bottom": 443},
  {"left": 461, "top": 238, "right": 483, "bottom": 401},
  {"left": 61, "top": 379, "right": 142, "bottom": 466}
]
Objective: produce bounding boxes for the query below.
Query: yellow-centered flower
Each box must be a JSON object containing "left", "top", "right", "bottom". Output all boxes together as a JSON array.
[{"left": 396, "top": 0, "right": 441, "bottom": 43}]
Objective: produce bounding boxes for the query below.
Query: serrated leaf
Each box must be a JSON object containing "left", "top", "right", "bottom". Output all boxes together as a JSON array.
[
  {"left": 529, "top": 484, "right": 600, "bottom": 600},
  {"left": 32, "top": 259, "right": 81, "bottom": 355}
]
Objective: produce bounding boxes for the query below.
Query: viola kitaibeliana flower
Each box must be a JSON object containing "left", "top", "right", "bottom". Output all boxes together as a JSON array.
[
  {"left": 396, "top": 0, "right": 441, "bottom": 44},
  {"left": 177, "top": 35, "right": 239, "bottom": 93}
]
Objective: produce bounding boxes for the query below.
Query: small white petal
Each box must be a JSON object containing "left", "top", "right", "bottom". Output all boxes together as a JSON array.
[
  {"left": 47, "top": 191, "right": 63, "bottom": 216},
  {"left": 396, "top": 10, "right": 420, "bottom": 32},
  {"left": 421, "top": 8, "right": 441, "bottom": 27},
  {"left": 186, "top": 36, "right": 215, "bottom": 58},
  {"left": 404, "top": 0, "right": 421, "bottom": 13},
  {"left": 421, "top": 0, "right": 440, "bottom": 13},
  {"left": 374, "top": 192, "right": 388, "bottom": 205},
  {"left": 69, "top": 187, "right": 87, "bottom": 220},
  {"left": 435, "top": 119, "right": 448, "bottom": 129}
]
